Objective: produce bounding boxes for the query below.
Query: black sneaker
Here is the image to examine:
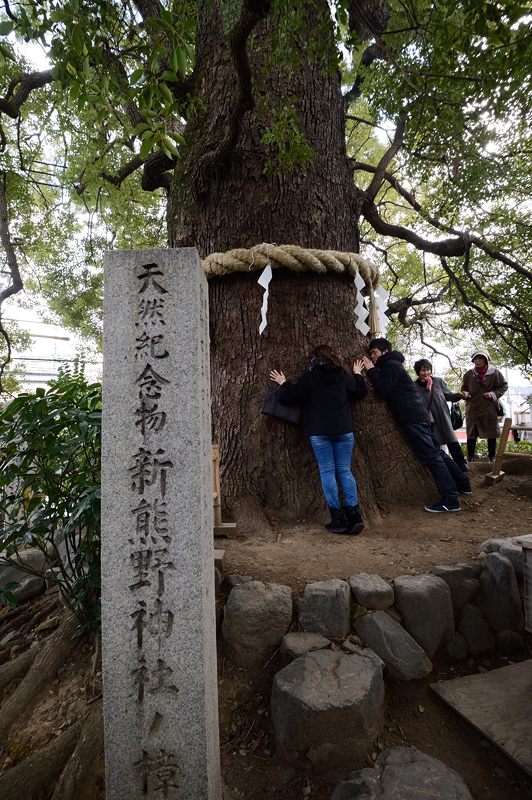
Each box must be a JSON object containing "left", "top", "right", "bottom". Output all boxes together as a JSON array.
[{"left": 424, "top": 500, "right": 462, "bottom": 513}]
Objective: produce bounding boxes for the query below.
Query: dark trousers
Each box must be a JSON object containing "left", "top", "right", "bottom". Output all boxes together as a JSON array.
[
  {"left": 403, "top": 422, "right": 471, "bottom": 504},
  {"left": 467, "top": 437, "right": 496, "bottom": 459},
  {"left": 447, "top": 441, "right": 467, "bottom": 471}
]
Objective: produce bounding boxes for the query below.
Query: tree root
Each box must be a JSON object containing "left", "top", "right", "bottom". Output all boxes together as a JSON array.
[
  {"left": 0, "top": 718, "right": 81, "bottom": 800},
  {"left": 231, "top": 495, "right": 274, "bottom": 540},
  {"left": 20, "top": 598, "right": 61, "bottom": 636},
  {"left": 0, "top": 639, "right": 31, "bottom": 666},
  {"left": 51, "top": 700, "right": 104, "bottom": 800},
  {"left": 0, "top": 646, "right": 36, "bottom": 693},
  {"left": 0, "top": 610, "right": 34, "bottom": 638},
  {"left": 0, "top": 615, "right": 79, "bottom": 741}
]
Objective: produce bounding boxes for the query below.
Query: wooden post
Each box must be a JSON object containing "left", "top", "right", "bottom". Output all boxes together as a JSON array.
[
  {"left": 484, "top": 417, "right": 512, "bottom": 486},
  {"left": 211, "top": 444, "right": 239, "bottom": 537},
  {"left": 211, "top": 444, "right": 223, "bottom": 527}
]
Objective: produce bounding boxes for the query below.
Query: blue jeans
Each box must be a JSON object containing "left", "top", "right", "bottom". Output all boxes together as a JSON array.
[
  {"left": 309, "top": 432, "right": 358, "bottom": 509},
  {"left": 403, "top": 422, "right": 470, "bottom": 504}
]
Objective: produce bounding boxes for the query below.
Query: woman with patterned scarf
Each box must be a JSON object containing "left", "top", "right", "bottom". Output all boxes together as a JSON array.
[
  {"left": 413, "top": 359, "right": 468, "bottom": 472},
  {"left": 461, "top": 350, "right": 508, "bottom": 463}
]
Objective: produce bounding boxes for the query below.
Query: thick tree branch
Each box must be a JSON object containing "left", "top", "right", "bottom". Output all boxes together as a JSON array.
[
  {"left": 360, "top": 192, "right": 468, "bottom": 256},
  {"left": 100, "top": 154, "right": 147, "bottom": 187},
  {"left": 130, "top": 1, "right": 194, "bottom": 102},
  {"left": 0, "top": 176, "right": 23, "bottom": 304},
  {"left": 190, "top": 1, "right": 271, "bottom": 197},
  {"left": 347, "top": 0, "right": 391, "bottom": 41},
  {"left": 1, "top": 70, "right": 54, "bottom": 119},
  {"left": 354, "top": 160, "right": 532, "bottom": 280},
  {"left": 133, "top": 0, "right": 164, "bottom": 22},
  {"left": 386, "top": 286, "right": 447, "bottom": 324},
  {"left": 141, "top": 151, "right": 175, "bottom": 192}
]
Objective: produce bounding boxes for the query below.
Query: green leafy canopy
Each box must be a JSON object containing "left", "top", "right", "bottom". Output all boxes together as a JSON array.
[{"left": 0, "top": 0, "right": 530, "bottom": 365}]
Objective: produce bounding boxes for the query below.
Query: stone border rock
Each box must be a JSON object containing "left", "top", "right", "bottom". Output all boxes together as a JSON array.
[{"left": 220, "top": 533, "right": 531, "bottom": 676}]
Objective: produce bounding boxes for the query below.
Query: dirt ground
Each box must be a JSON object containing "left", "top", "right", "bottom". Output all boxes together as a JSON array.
[
  {"left": 218, "top": 460, "right": 532, "bottom": 800},
  {"left": 1, "top": 460, "right": 531, "bottom": 800},
  {"left": 221, "top": 461, "right": 532, "bottom": 591}
]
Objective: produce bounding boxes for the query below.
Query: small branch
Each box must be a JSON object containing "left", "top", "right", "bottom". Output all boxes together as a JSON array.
[
  {"left": 386, "top": 286, "right": 447, "bottom": 323},
  {"left": 343, "top": 43, "right": 384, "bottom": 108},
  {"left": 439, "top": 257, "right": 529, "bottom": 362},
  {"left": 3, "top": 0, "right": 16, "bottom": 20},
  {"left": 364, "top": 114, "right": 406, "bottom": 202},
  {"left": 100, "top": 154, "right": 147, "bottom": 187},
  {"left": 0, "top": 174, "right": 24, "bottom": 390}
]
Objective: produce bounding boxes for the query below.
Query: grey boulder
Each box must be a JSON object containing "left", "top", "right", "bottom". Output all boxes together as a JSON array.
[
  {"left": 222, "top": 580, "right": 292, "bottom": 668},
  {"left": 280, "top": 632, "right": 330, "bottom": 662},
  {"left": 477, "top": 553, "right": 524, "bottom": 632},
  {"left": 331, "top": 746, "right": 473, "bottom": 799},
  {"left": 394, "top": 574, "right": 454, "bottom": 657},
  {"left": 348, "top": 573, "right": 394, "bottom": 610},
  {"left": 299, "top": 579, "right": 351, "bottom": 638},
  {"left": 271, "top": 650, "right": 384, "bottom": 775},
  {"left": 478, "top": 538, "right": 525, "bottom": 578},
  {"left": 457, "top": 604, "right": 494, "bottom": 656},
  {"left": 355, "top": 611, "right": 432, "bottom": 681},
  {"left": 431, "top": 565, "right": 480, "bottom": 611}
]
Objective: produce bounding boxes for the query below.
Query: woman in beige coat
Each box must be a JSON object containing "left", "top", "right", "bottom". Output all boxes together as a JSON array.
[{"left": 461, "top": 350, "right": 508, "bottom": 462}]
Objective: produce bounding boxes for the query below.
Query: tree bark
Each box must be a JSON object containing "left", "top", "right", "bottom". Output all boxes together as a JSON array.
[
  {"left": 0, "top": 616, "right": 79, "bottom": 741},
  {"left": 210, "top": 270, "right": 430, "bottom": 527},
  {"left": 0, "top": 719, "right": 81, "bottom": 800},
  {"left": 167, "top": 0, "right": 432, "bottom": 522},
  {"left": 51, "top": 701, "right": 105, "bottom": 800},
  {"left": 0, "top": 646, "right": 36, "bottom": 693},
  {"left": 169, "top": 0, "right": 358, "bottom": 253}
]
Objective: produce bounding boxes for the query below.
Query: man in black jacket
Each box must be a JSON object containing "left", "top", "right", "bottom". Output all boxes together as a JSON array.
[{"left": 362, "top": 338, "right": 472, "bottom": 513}]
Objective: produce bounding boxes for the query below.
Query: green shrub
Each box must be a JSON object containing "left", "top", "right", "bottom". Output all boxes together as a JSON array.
[{"left": 0, "top": 370, "right": 101, "bottom": 631}]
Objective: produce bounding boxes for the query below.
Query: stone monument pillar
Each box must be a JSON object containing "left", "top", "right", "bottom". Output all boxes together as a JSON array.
[{"left": 101, "top": 249, "right": 221, "bottom": 800}]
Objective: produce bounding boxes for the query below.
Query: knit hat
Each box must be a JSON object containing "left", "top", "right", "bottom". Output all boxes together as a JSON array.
[{"left": 471, "top": 350, "right": 490, "bottom": 362}]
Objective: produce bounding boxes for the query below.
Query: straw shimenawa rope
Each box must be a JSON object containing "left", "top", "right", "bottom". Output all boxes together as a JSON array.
[{"left": 202, "top": 244, "right": 381, "bottom": 334}]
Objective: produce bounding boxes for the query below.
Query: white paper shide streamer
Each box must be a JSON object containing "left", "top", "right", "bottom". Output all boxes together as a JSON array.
[
  {"left": 375, "top": 285, "right": 390, "bottom": 335},
  {"left": 257, "top": 262, "right": 273, "bottom": 335},
  {"left": 353, "top": 272, "right": 370, "bottom": 336}
]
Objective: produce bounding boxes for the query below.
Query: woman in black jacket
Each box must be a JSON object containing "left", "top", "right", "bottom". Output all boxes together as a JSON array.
[{"left": 269, "top": 344, "right": 367, "bottom": 534}]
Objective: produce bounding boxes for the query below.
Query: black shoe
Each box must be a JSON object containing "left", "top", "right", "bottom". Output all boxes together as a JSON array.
[
  {"left": 343, "top": 505, "right": 364, "bottom": 535},
  {"left": 424, "top": 500, "right": 461, "bottom": 513},
  {"left": 325, "top": 507, "right": 348, "bottom": 533}
]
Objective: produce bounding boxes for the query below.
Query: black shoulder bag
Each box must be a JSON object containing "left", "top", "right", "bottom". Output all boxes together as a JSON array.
[
  {"left": 261, "top": 386, "right": 300, "bottom": 424},
  {"left": 450, "top": 402, "right": 463, "bottom": 430}
]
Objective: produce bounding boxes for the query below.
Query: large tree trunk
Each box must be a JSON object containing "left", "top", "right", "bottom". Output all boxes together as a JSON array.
[
  {"left": 168, "top": 0, "right": 431, "bottom": 525},
  {"left": 208, "top": 270, "right": 430, "bottom": 529}
]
